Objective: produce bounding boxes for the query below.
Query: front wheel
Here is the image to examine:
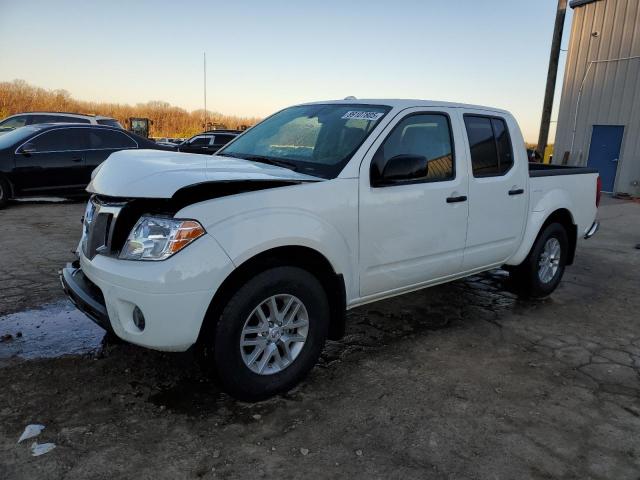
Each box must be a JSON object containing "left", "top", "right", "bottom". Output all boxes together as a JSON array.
[
  {"left": 510, "top": 222, "right": 569, "bottom": 298},
  {"left": 206, "top": 266, "right": 330, "bottom": 401}
]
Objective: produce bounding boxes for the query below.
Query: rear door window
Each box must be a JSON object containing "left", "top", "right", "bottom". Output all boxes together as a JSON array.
[
  {"left": 213, "top": 134, "right": 235, "bottom": 145},
  {"left": 30, "top": 128, "right": 87, "bottom": 152},
  {"left": 464, "top": 115, "right": 513, "bottom": 177},
  {"left": 89, "top": 129, "right": 137, "bottom": 149}
]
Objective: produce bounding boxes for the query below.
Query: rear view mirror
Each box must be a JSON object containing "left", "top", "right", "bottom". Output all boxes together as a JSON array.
[{"left": 371, "top": 154, "right": 428, "bottom": 187}]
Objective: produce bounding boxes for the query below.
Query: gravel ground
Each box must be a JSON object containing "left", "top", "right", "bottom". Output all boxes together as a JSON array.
[{"left": 0, "top": 196, "right": 639, "bottom": 479}]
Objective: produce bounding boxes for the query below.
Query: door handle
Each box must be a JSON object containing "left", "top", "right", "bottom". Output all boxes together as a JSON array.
[
  {"left": 71, "top": 157, "right": 82, "bottom": 163},
  {"left": 508, "top": 188, "right": 524, "bottom": 195},
  {"left": 446, "top": 195, "right": 467, "bottom": 203},
  {"left": 611, "top": 158, "right": 619, "bottom": 162}
]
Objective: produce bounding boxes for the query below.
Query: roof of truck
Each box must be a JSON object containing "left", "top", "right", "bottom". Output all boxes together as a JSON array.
[{"left": 302, "top": 98, "right": 510, "bottom": 114}]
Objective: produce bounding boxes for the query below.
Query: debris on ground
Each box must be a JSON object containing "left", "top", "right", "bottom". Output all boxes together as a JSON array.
[
  {"left": 31, "top": 442, "right": 56, "bottom": 456},
  {"left": 300, "top": 448, "right": 309, "bottom": 456},
  {"left": 17, "top": 424, "right": 45, "bottom": 443},
  {"left": 355, "top": 449, "right": 363, "bottom": 456},
  {"left": 1, "top": 333, "right": 13, "bottom": 342}
]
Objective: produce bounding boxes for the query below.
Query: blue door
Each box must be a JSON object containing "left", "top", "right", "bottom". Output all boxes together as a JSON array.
[{"left": 586, "top": 125, "right": 624, "bottom": 192}]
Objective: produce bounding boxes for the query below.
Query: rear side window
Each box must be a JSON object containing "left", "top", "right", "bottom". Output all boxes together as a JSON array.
[
  {"left": 372, "top": 113, "right": 455, "bottom": 183},
  {"left": 97, "top": 119, "right": 123, "bottom": 128},
  {"left": 464, "top": 115, "right": 513, "bottom": 177},
  {"left": 33, "top": 115, "right": 91, "bottom": 124},
  {"left": 213, "top": 134, "right": 235, "bottom": 145},
  {"left": 189, "top": 136, "right": 212, "bottom": 146},
  {"left": 89, "top": 129, "right": 137, "bottom": 149},
  {"left": 30, "top": 128, "right": 86, "bottom": 151}
]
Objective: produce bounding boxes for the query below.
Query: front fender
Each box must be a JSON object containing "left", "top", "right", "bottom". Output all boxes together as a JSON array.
[
  {"left": 182, "top": 204, "right": 357, "bottom": 301},
  {"left": 506, "top": 187, "right": 575, "bottom": 266}
]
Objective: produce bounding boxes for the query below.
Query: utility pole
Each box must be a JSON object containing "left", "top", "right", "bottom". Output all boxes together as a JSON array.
[
  {"left": 537, "top": 0, "right": 567, "bottom": 162},
  {"left": 203, "top": 52, "right": 207, "bottom": 130}
]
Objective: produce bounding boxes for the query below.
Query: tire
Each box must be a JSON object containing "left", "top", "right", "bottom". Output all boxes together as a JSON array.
[
  {"left": 206, "top": 266, "right": 330, "bottom": 401},
  {"left": 0, "top": 176, "right": 10, "bottom": 209},
  {"left": 511, "top": 222, "right": 569, "bottom": 298}
]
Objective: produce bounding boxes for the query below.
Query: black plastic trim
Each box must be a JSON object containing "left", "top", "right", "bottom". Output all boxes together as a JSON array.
[
  {"left": 529, "top": 163, "right": 599, "bottom": 177},
  {"left": 60, "top": 264, "right": 112, "bottom": 333}
]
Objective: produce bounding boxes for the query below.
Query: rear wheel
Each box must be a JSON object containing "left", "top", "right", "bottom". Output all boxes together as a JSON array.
[
  {"left": 205, "top": 266, "right": 330, "bottom": 401},
  {"left": 0, "top": 176, "right": 10, "bottom": 209},
  {"left": 510, "top": 222, "right": 568, "bottom": 298}
]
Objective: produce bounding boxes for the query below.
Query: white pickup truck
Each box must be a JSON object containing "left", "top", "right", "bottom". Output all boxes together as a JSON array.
[{"left": 61, "top": 99, "right": 600, "bottom": 400}]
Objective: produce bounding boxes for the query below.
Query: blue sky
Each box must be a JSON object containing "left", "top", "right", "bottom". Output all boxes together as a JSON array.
[{"left": 0, "top": 0, "right": 572, "bottom": 141}]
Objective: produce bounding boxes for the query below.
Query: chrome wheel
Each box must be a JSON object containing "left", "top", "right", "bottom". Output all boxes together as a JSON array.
[
  {"left": 538, "top": 237, "right": 561, "bottom": 284},
  {"left": 240, "top": 294, "right": 309, "bottom": 375}
]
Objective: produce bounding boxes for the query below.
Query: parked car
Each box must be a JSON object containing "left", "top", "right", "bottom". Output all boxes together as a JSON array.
[
  {"left": 178, "top": 130, "right": 241, "bottom": 155},
  {"left": 61, "top": 99, "right": 600, "bottom": 401},
  {"left": 0, "top": 124, "right": 170, "bottom": 207},
  {"left": 0, "top": 112, "right": 123, "bottom": 133}
]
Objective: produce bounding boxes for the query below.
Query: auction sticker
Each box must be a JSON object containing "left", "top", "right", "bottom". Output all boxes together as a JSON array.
[{"left": 341, "top": 111, "right": 384, "bottom": 121}]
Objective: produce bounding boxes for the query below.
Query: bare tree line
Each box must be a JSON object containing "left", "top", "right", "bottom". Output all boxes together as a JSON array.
[{"left": 0, "top": 79, "right": 261, "bottom": 137}]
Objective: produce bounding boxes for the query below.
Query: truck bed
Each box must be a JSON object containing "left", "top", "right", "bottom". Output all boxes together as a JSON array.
[{"left": 529, "top": 163, "right": 598, "bottom": 177}]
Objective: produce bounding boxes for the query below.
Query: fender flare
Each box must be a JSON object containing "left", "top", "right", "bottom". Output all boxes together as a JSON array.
[{"left": 506, "top": 188, "right": 576, "bottom": 266}]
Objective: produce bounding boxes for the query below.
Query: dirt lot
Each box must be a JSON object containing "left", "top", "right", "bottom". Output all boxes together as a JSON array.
[{"left": 1, "top": 197, "right": 639, "bottom": 479}]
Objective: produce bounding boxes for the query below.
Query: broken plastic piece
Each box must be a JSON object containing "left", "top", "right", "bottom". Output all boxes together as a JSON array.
[
  {"left": 17, "top": 424, "right": 45, "bottom": 443},
  {"left": 31, "top": 442, "right": 56, "bottom": 456}
]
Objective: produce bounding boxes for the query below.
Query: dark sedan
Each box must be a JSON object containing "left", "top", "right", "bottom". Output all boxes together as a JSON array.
[
  {"left": 0, "top": 123, "right": 170, "bottom": 207},
  {"left": 178, "top": 130, "right": 240, "bottom": 155}
]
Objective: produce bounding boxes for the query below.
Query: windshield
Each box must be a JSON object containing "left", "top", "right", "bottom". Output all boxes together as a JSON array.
[
  {"left": 0, "top": 126, "right": 42, "bottom": 149},
  {"left": 219, "top": 103, "right": 391, "bottom": 178},
  {"left": 0, "top": 116, "right": 28, "bottom": 129}
]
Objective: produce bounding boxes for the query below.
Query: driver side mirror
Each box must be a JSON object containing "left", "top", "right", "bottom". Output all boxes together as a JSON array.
[
  {"left": 19, "top": 142, "right": 37, "bottom": 155},
  {"left": 371, "top": 154, "right": 428, "bottom": 187}
]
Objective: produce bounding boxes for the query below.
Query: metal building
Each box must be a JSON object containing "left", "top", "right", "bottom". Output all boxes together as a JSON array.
[{"left": 553, "top": 0, "right": 640, "bottom": 194}]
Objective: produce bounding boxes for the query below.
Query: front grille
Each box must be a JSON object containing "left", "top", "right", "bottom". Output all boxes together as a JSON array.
[{"left": 82, "top": 196, "right": 126, "bottom": 260}]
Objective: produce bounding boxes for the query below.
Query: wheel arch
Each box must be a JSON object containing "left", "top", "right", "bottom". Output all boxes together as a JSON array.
[
  {"left": 539, "top": 208, "right": 577, "bottom": 265},
  {"left": 507, "top": 207, "right": 578, "bottom": 266},
  {"left": 197, "top": 245, "right": 347, "bottom": 347}
]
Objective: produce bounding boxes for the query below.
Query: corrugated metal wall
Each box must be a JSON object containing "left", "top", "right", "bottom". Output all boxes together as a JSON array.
[{"left": 554, "top": 0, "right": 640, "bottom": 194}]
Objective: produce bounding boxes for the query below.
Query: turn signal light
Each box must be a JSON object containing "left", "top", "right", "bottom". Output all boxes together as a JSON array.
[{"left": 167, "top": 221, "right": 206, "bottom": 255}]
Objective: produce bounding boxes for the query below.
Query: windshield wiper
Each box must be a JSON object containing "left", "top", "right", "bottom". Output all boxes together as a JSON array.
[{"left": 230, "top": 153, "right": 298, "bottom": 171}]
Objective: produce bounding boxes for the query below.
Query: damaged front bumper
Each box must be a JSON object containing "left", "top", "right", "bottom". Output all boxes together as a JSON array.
[{"left": 60, "top": 262, "right": 113, "bottom": 334}]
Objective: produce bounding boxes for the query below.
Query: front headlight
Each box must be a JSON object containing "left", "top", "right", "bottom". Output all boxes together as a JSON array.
[{"left": 119, "top": 217, "right": 206, "bottom": 261}]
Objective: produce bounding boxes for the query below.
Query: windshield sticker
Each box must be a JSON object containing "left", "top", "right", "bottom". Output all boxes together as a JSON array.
[{"left": 341, "top": 111, "right": 385, "bottom": 121}]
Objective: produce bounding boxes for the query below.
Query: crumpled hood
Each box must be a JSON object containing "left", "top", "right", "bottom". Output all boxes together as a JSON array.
[{"left": 87, "top": 149, "right": 322, "bottom": 198}]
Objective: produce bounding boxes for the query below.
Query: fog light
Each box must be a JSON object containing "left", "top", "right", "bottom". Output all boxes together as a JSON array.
[{"left": 133, "top": 306, "right": 146, "bottom": 331}]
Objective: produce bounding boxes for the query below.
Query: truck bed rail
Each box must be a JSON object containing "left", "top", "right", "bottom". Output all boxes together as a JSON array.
[{"left": 529, "top": 163, "right": 598, "bottom": 177}]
